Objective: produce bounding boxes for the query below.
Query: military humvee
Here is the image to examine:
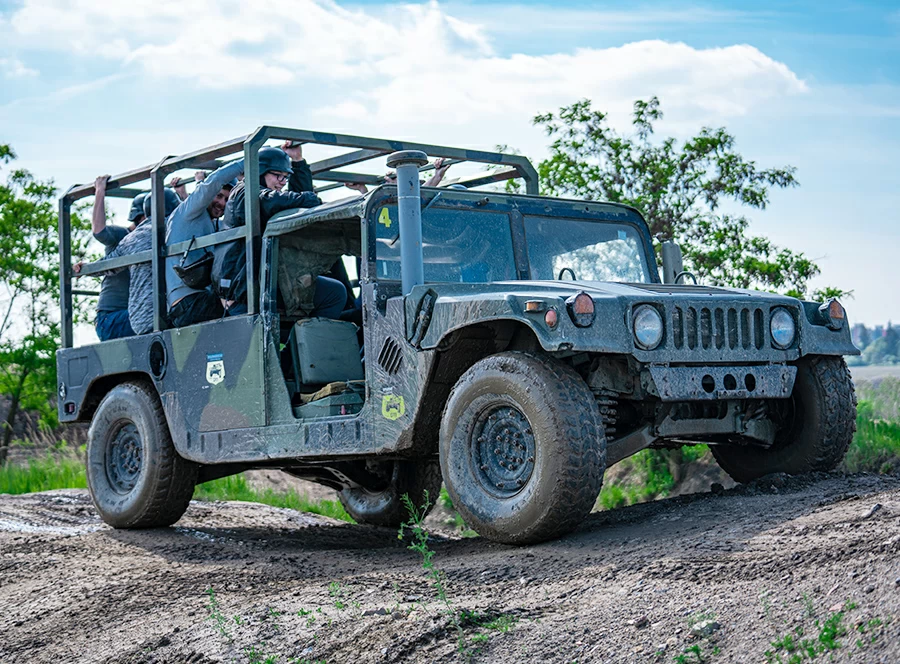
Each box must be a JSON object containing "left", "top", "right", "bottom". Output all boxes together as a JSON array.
[{"left": 57, "top": 128, "right": 858, "bottom": 544}]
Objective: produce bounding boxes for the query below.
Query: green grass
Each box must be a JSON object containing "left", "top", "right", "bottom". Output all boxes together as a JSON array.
[
  {"left": 0, "top": 455, "right": 353, "bottom": 522},
  {"left": 0, "top": 454, "right": 86, "bottom": 494},
  {"left": 193, "top": 473, "right": 354, "bottom": 522},
  {"left": 842, "top": 403, "right": 900, "bottom": 473},
  {"left": 854, "top": 377, "right": 900, "bottom": 422},
  {"left": 598, "top": 444, "right": 709, "bottom": 510}
]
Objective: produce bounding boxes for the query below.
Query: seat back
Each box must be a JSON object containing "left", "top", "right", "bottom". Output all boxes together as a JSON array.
[{"left": 288, "top": 318, "right": 364, "bottom": 388}]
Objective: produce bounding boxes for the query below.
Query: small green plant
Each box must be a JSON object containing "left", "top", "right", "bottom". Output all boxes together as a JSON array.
[
  {"left": 801, "top": 593, "right": 816, "bottom": 619},
  {"left": 399, "top": 492, "right": 470, "bottom": 656},
  {"left": 763, "top": 601, "right": 882, "bottom": 662},
  {"left": 328, "top": 581, "right": 348, "bottom": 611},
  {"left": 244, "top": 644, "right": 279, "bottom": 664},
  {"left": 673, "top": 644, "right": 706, "bottom": 664},
  {"left": 204, "top": 587, "right": 232, "bottom": 642}
]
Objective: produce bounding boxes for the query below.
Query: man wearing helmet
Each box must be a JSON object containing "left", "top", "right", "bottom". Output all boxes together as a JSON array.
[
  {"left": 211, "top": 143, "right": 343, "bottom": 318},
  {"left": 165, "top": 158, "right": 245, "bottom": 327},
  {"left": 76, "top": 188, "right": 182, "bottom": 336},
  {"left": 89, "top": 175, "right": 144, "bottom": 340}
]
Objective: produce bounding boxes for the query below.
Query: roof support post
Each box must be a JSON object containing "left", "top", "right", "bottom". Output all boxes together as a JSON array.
[
  {"left": 149, "top": 161, "right": 171, "bottom": 332},
  {"left": 58, "top": 192, "right": 74, "bottom": 349},
  {"left": 243, "top": 130, "right": 267, "bottom": 315},
  {"left": 387, "top": 150, "right": 428, "bottom": 295}
]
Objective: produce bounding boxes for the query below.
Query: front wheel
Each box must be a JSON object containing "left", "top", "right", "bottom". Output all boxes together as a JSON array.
[
  {"left": 338, "top": 458, "right": 443, "bottom": 527},
  {"left": 87, "top": 381, "right": 197, "bottom": 528},
  {"left": 440, "top": 352, "right": 606, "bottom": 545},
  {"left": 712, "top": 356, "right": 857, "bottom": 483}
]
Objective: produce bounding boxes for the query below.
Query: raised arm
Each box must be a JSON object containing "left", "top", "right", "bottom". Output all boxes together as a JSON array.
[
  {"left": 91, "top": 175, "right": 110, "bottom": 235},
  {"left": 177, "top": 159, "right": 245, "bottom": 220},
  {"left": 282, "top": 141, "right": 314, "bottom": 193}
]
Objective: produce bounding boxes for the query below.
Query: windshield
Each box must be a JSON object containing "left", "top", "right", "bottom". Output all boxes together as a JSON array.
[
  {"left": 524, "top": 216, "right": 651, "bottom": 283},
  {"left": 374, "top": 204, "right": 517, "bottom": 283}
]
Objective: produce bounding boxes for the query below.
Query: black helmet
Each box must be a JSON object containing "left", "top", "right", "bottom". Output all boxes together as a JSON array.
[
  {"left": 142, "top": 187, "right": 181, "bottom": 220},
  {"left": 258, "top": 147, "right": 292, "bottom": 176},
  {"left": 128, "top": 192, "right": 148, "bottom": 222}
]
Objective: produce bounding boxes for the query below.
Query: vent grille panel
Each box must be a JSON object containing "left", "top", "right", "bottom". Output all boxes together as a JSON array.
[{"left": 377, "top": 338, "right": 403, "bottom": 375}]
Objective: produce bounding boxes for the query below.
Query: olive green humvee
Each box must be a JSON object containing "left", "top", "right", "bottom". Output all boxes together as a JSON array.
[{"left": 57, "top": 129, "right": 858, "bottom": 544}]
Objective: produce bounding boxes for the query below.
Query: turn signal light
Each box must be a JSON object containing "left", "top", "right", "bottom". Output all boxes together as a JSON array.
[
  {"left": 818, "top": 298, "right": 845, "bottom": 330},
  {"left": 545, "top": 309, "right": 558, "bottom": 328},
  {"left": 566, "top": 292, "right": 595, "bottom": 327}
]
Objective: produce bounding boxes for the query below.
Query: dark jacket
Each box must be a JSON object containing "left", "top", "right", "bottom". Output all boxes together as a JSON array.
[{"left": 212, "top": 160, "right": 320, "bottom": 307}]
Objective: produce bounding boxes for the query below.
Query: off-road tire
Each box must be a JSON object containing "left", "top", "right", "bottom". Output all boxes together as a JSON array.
[
  {"left": 338, "top": 458, "right": 443, "bottom": 527},
  {"left": 712, "top": 356, "right": 857, "bottom": 483},
  {"left": 440, "top": 351, "right": 606, "bottom": 545},
  {"left": 87, "top": 381, "right": 197, "bottom": 528}
]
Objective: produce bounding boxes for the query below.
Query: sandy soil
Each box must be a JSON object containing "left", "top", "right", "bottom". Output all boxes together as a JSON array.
[{"left": 1, "top": 473, "right": 898, "bottom": 664}]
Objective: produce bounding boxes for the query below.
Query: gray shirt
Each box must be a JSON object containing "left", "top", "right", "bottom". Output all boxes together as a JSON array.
[
  {"left": 104, "top": 222, "right": 153, "bottom": 335},
  {"left": 164, "top": 159, "right": 244, "bottom": 308},
  {"left": 93, "top": 226, "right": 130, "bottom": 313}
]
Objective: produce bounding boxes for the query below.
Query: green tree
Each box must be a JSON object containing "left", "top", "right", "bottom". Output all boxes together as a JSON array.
[
  {"left": 0, "top": 144, "right": 90, "bottom": 464},
  {"left": 862, "top": 325, "right": 898, "bottom": 366},
  {"left": 532, "top": 97, "right": 838, "bottom": 298}
]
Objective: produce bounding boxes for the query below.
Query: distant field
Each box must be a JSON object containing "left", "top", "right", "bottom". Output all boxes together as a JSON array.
[{"left": 851, "top": 364, "right": 900, "bottom": 381}]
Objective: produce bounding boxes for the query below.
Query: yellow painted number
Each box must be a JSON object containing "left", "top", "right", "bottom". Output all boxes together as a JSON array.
[{"left": 378, "top": 207, "right": 392, "bottom": 228}]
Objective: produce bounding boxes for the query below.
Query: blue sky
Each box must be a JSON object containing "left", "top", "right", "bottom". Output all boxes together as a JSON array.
[{"left": 1, "top": 0, "right": 898, "bottom": 325}]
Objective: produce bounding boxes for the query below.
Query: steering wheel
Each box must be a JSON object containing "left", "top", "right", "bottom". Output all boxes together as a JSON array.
[{"left": 557, "top": 267, "right": 577, "bottom": 281}]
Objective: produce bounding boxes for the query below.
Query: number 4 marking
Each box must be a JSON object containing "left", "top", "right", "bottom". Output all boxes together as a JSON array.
[{"left": 378, "top": 208, "right": 392, "bottom": 228}]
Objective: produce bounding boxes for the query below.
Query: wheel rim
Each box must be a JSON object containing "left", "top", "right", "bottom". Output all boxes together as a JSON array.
[
  {"left": 106, "top": 422, "right": 143, "bottom": 494},
  {"left": 471, "top": 404, "right": 535, "bottom": 497}
]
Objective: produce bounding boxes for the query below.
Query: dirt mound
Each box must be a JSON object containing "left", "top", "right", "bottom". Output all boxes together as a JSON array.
[{"left": 1, "top": 474, "right": 899, "bottom": 663}]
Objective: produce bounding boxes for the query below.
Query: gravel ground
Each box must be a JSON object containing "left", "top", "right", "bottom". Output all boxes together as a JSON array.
[{"left": 1, "top": 472, "right": 898, "bottom": 664}]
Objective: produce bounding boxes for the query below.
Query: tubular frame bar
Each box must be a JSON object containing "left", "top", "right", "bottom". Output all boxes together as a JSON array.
[
  {"left": 59, "top": 190, "right": 74, "bottom": 349},
  {"left": 58, "top": 126, "right": 539, "bottom": 345}
]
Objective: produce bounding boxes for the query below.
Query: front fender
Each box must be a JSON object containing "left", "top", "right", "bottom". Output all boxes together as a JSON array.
[{"left": 405, "top": 288, "right": 632, "bottom": 354}]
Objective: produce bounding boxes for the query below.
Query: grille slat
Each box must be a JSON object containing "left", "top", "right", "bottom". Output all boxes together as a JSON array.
[{"left": 668, "top": 305, "right": 766, "bottom": 354}]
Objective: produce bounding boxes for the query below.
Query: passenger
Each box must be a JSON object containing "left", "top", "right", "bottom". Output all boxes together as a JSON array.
[
  {"left": 345, "top": 157, "right": 450, "bottom": 194},
  {"left": 165, "top": 159, "right": 244, "bottom": 328},
  {"left": 212, "top": 143, "right": 344, "bottom": 318},
  {"left": 76, "top": 189, "right": 182, "bottom": 336},
  {"left": 90, "top": 175, "right": 139, "bottom": 341}
]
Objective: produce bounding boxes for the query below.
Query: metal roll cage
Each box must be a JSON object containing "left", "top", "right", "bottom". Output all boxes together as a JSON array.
[{"left": 58, "top": 127, "right": 539, "bottom": 348}]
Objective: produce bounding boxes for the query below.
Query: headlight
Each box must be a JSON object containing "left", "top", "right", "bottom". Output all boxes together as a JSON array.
[
  {"left": 770, "top": 308, "right": 795, "bottom": 349},
  {"left": 633, "top": 305, "right": 664, "bottom": 350}
]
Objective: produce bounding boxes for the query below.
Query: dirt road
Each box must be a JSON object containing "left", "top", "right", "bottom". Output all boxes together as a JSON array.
[{"left": 1, "top": 473, "right": 898, "bottom": 664}]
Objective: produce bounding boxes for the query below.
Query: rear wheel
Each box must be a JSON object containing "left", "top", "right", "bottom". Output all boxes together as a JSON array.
[
  {"left": 712, "top": 356, "right": 856, "bottom": 483},
  {"left": 87, "top": 381, "right": 197, "bottom": 528},
  {"left": 338, "top": 458, "right": 442, "bottom": 527},
  {"left": 440, "top": 352, "right": 606, "bottom": 545}
]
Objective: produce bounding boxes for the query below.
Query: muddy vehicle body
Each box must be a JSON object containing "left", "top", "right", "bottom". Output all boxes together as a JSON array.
[{"left": 57, "top": 129, "right": 859, "bottom": 544}]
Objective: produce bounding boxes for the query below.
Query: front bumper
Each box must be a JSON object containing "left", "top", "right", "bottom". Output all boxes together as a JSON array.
[{"left": 647, "top": 364, "right": 797, "bottom": 401}]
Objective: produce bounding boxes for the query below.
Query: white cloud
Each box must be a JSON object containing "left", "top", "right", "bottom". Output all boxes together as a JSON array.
[
  {"left": 0, "top": 56, "right": 38, "bottom": 78},
  {"left": 1, "top": 0, "right": 806, "bottom": 129}
]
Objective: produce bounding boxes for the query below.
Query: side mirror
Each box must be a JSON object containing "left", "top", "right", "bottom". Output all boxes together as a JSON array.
[{"left": 661, "top": 241, "right": 683, "bottom": 284}]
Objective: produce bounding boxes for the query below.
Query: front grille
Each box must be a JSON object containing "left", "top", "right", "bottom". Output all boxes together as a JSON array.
[{"left": 671, "top": 306, "right": 766, "bottom": 351}]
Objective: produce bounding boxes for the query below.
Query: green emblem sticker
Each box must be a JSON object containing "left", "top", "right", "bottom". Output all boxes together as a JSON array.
[{"left": 381, "top": 394, "right": 405, "bottom": 420}]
